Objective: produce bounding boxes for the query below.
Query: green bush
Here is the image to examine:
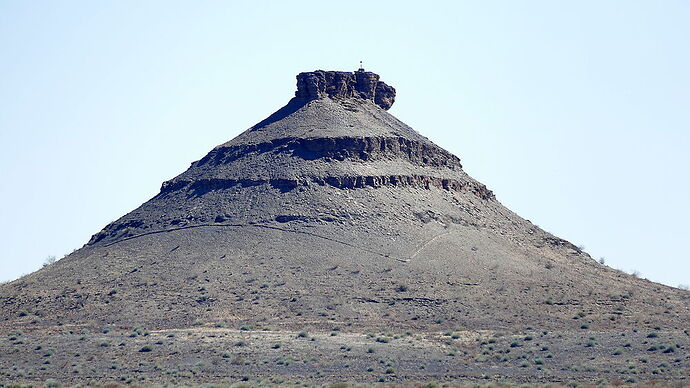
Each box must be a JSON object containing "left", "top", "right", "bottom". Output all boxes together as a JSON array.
[{"left": 45, "top": 379, "right": 61, "bottom": 388}]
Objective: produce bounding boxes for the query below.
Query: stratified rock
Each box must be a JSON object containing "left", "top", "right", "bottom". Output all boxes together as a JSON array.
[{"left": 295, "top": 69, "right": 396, "bottom": 110}]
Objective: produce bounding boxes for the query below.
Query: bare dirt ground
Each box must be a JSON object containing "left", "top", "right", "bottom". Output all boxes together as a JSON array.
[{"left": 2, "top": 324, "right": 688, "bottom": 387}]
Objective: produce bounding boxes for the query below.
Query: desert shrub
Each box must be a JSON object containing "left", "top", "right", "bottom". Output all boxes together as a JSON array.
[
  {"left": 395, "top": 284, "right": 408, "bottom": 292},
  {"left": 130, "top": 327, "right": 148, "bottom": 337},
  {"left": 45, "top": 379, "right": 61, "bottom": 388},
  {"left": 297, "top": 331, "right": 308, "bottom": 338},
  {"left": 647, "top": 332, "right": 658, "bottom": 338},
  {"left": 139, "top": 345, "right": 153, "bottom": 352},
  {"left": 43, "top": 256, "right": 57, "bottom": 268},
  {"left": 234, "top": 341, "right": 247, "bottom": 347}
]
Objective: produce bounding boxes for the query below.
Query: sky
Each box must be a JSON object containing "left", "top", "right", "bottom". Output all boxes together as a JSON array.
[{"left": 0, "top": 1, "right": 688, "bottom": 288}]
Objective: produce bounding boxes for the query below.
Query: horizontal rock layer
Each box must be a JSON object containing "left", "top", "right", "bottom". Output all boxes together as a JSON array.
[
  {"left": 86, "top": 175, "right": 495, "bottom": 245},
  {"left": 157, "top": 175, "right": 494, "bottom": 199},
  {"left": 195, "top": 136, "right": 462, "bottom": 169}
]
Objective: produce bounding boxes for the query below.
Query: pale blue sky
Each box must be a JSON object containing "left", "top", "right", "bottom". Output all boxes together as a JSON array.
[{"left": 1, "top": 1, "right": 688, "bottom": 287}]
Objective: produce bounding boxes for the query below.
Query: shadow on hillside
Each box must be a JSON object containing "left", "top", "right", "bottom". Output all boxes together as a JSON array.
[{"left": 251, "top": 97, "right": 307, "bottom": 130}]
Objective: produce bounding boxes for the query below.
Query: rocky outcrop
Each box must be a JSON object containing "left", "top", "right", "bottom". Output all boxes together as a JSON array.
[
  {"left": 88, "top": 174, "right": 494, "bottom": 245},
  {"left": 155, "top": 175, "right": 494, "bottom": 200},
  {"left": 295, "top": 70, "right": 396, "bottom": 110},
  {"left": 196, "top": 136, "right": 462, "bottom": 169}
]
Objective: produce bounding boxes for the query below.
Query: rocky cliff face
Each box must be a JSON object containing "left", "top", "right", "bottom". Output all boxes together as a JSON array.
[{"left": 295, "top": 70, "right": 396, "bottom": 110}]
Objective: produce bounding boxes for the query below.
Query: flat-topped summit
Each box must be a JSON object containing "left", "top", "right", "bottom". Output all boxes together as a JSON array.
[{"left": 295, "top": 69, "right": 396, "bottom": 110}]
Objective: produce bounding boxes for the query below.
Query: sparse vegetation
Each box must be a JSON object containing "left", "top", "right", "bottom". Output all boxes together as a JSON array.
[
  {"left": 44, "top": 379, "right": 61, "bottom": 388},
  {"left": 42, "top": 256, "right": 57, "bottom": 268}
]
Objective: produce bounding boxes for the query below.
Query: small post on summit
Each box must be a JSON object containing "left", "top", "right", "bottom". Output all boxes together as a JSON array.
[{"left": 358, "top": 60, "right": 365, "bottom": 72}]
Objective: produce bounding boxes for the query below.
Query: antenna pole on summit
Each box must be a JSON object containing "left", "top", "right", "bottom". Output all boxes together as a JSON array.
[{"left": 358, "top": 61, "right": 364, "bottom": 71}]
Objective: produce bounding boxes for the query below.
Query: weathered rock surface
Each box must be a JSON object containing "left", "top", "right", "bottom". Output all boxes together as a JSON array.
[{"left": 295, "top": 69, "right": 396, "bottom": 109}]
